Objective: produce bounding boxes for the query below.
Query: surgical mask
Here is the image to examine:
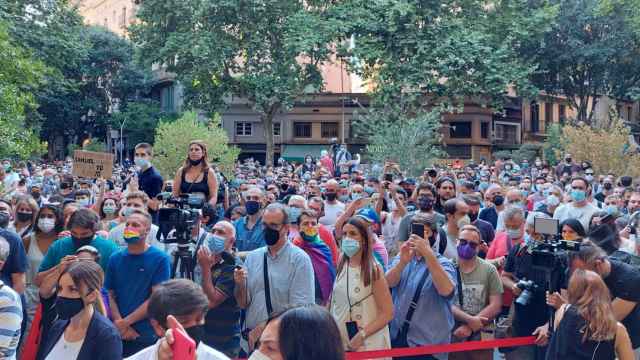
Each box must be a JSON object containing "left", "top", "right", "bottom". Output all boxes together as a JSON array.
[
  {"left": 364, "top": 186, "right": 375, "bottom": 195},
  {"left": 122, "top": 207, "right": 134, "bottom": 217},
  {"left": 103, "top": 205, "right": 117, "bottom": 215},
  {"left": 248, "top": 350, "right": 271, "bottom": 360},
  {"left": 207, "top": 234, "right": 226, "bottom": 254},
  {"left": 570, "top": 189, "right": 586, "bottom": 202},
  {"left": 521, "top": 190, "right": 529, "bottom": 197},
  {"left": 351, "top": 193, "right": 363, "bottom": 201},
  {"left": 456, "top": 215, "right": 471, "bottom": 229},
  {"left": 341, "top": 237, "right": 360, "bottom": 257},
  {"left": 506, "top": 228, "right": 521, "bottom": 240},
  {"left": 605, "top": 205, "right": 618, "bottom": 216},
  {"left": 77, "top": 198, "right": 91, "bottom": 207},
  {"left": 338, "top": 195, "right": 350, "bottom": 203},
  {"left": 245, "top": 201, "right": 261, "bottom": 215},
  {"left": 585, "top": 175, "right": 594, "bottom": 183},
  {"left": 509, "top": 200, "right": 524, "bottom": 209},
  {"left": 479, "top": 182, "right": 489, "bottom": 192},
  {"left": 546, "top": 195, "right": 560, "bottom": 207},
  {"left": 38, "top": 218, "right": 56, "bottom": 233},
  {"left": 134, "top": 157, "right": 150, "bottom": 169},
  {"left": 123, "top": 227, "right": 142, "bottom": 244},
  {"left": 287, "top": 207, "right": 302, "bottom": 224},
  {"left": 457, "top": 243, "right": 476, "bottom": 260},
  {"left": 0, "top": 212, "right": 10, "bottom": 228},
  {"left": 535, "top": 161, "right": 542, "bottom": 167},
  {"left": 55, "top": 296, "right": 85, "bottom": 320}
]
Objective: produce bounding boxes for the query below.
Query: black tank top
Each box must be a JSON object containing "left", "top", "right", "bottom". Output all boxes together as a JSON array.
[
  {"left": 546, "top": 305, "right": 616, "bottom": 360},
  {"left": 180, "top": 167, "right": 210, "bottom": 200}
]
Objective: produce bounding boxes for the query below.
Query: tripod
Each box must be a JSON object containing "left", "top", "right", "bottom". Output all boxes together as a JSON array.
[{"left": 171, "top": 244, "right": 196, "bottom": 280}]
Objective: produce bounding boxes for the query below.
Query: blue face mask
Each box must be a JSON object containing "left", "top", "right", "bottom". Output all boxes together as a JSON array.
[
  {"left": 340, "top": 237, "right": 360, "bottom": 257},
  {"left": 479, "top": 182, "right": 489, "bottom": 192},
  {"left": 570, "top": 189, "right": 586, "bottom": 202},
  {"left": 605, "top": 205, "right": 618, "bottom": 216},
  {"left": 207, "top": 234, "right": 226, "bottom": 254},
  {"left": 287, "top": 207, "right": 302, "bottom": 224},
  {"left": 351, "top": 193, "right": 363, "bottom": 201},
  {"left": 134, "top": 157, "right": 150, "bottom": 169},
  {"left": 364, "top": 186, "right": 375, "bottom": 195}
]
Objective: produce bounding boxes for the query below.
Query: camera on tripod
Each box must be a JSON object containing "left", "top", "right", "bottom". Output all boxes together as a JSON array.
[
  {"left": 157, "top": 194, "right": 205, "bottom": 245},
  {"left": 531, "top": 217, "right": 581, "bottom": 272}
]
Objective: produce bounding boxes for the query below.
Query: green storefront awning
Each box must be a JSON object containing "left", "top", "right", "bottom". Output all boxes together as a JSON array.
[{"left": 281, "top": 144, "right": 328, "bottom": 163}]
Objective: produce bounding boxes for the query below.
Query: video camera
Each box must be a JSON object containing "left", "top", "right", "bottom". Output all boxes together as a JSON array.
[{"left": 156, "top": 194, "right": 204, "bottom": 245}]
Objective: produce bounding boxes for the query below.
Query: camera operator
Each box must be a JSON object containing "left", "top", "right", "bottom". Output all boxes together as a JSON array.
[
  {"left": 500, "top": 212, "right": 562, "bottom": 360},
  {"left": 571, "top": 241, "right": 640, "bottom": 355}
]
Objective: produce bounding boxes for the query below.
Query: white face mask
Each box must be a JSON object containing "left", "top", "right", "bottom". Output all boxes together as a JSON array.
[
  {"left": 249, "top": 349, "right": 272, "bottom": 360},
  {"left": 38, "top": 218, "right": 56, "bottom": 233}
]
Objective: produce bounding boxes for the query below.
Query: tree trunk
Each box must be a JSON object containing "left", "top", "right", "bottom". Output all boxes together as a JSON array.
[{"left": 262, "top": 113, "right": 274, "bottom": 167}]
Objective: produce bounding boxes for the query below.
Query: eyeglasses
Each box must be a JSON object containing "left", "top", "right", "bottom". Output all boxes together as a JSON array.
[{"left": 458, "top": 238, "right": 480, "bottom": 249}]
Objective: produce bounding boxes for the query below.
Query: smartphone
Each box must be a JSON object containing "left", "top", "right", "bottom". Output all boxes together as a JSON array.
[
  {"left": 411, "top": 223, "right": 425, "bottom": 237},
  {"left": 171, "top": 326, "right": 196, "bottom": 360},
  {"left": 384, "top": 173, "right": 393, "bottom": 182},
  {"left": 346, "top": 321, "right": 359, "bottom": 340}
]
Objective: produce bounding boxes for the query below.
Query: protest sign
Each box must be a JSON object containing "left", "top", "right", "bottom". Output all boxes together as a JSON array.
[{"left": 72, "top": 150, "right": 114, "bottom": 179}]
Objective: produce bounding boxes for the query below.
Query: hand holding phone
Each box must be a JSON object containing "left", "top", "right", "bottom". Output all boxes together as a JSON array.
[{"left": 171, "top": 324, "right": 196, "bottom": 360}]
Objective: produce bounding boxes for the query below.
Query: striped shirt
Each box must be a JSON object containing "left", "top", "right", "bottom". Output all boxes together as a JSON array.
[{"left": 0, "top": 280, "right": 22, "bottom": 360}]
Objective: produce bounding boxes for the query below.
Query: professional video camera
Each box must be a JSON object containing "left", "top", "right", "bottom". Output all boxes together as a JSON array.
[
  {"left": 156, "top": 194, "right": 205, "bottom": 280},
  {"left": 524, "top": 217, "right": 582, "bottom": 333},
  {"left": 157, "top": 194, "right": 204, "bottom": 245}
]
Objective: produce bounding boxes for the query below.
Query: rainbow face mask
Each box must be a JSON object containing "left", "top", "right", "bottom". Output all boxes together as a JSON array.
[{"left": 123, "top": 227, "right": 142, "bottom": 244}]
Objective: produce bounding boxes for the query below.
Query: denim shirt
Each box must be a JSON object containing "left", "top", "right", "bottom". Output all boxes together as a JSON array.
[
  {"left": 389, "top": 254, "right": 457, "bottom": 360},
  {"left": 234, "top": 216, "right": 265, "bottom": 252}
]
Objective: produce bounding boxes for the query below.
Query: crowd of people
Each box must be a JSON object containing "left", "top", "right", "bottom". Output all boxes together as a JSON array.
[{"left": 0, "top": 142, "right": 639, "bottom": 360}]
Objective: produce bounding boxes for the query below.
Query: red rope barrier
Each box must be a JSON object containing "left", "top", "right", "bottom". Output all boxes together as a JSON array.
[{"left": 345, "top": 336, "right": 537, "bottom": 359}]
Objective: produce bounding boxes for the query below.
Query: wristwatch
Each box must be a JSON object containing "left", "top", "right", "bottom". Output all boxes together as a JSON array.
[{"left": 359, "top": 329, "right": 367, "bottom": 339}]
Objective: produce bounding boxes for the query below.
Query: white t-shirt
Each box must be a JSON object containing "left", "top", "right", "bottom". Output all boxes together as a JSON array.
[
  {"left": 319, "top": 201, "right": 345, "bottom": 232},
  {"left": 44, "top": 334, "right": 84, "bottom": 360},
  {"left": 553, "top": 202, "right": 599, "bottom": 231},
  {"left": 125, "top": 340, "right": 230, "bottom": 360}
]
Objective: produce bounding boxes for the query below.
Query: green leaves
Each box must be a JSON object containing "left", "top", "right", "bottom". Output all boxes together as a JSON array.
[{"left": 153, "top": 111, "right": 240, "bottom": 179}]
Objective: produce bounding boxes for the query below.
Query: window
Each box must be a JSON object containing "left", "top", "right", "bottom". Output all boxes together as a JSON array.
[
  {"left": 273, "top": 122, "right": 281, "bottom": 136},
  {"left": 495, "top": 123, "right": 519, "bottom": 144},
  {"left": 545, "top": 102, "right": 553, "bottom": 124},
  {"left": 530, "top": 101, "right": 540, "bottom": 133},
  {"left": 120, "top": 7, "right": 127, "bottom": 27},
  {"left": 559, "top": 104, "right": 566, "bottom": 124},
  {"left": 481, "top": 122, "right": 489, "bottom": 139},
  {"left": 235, "top": 122, "right": 252, "bottom": 136},
  {"left": 449, "top": 121, "right": 472, "bottom": 138},
  {"left": 294, "top": 122, "right": 312, "bottom": 138},
  {"left": 160, "top": 85, "right": 175, "bottom": 112},
  {"left": 321, "top": 122, "right": 339, "bottom": 138}
]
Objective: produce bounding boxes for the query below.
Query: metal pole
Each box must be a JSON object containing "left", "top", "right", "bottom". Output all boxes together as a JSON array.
[{"left": 120, "top": 118, "right": 127, "bottom": 165}]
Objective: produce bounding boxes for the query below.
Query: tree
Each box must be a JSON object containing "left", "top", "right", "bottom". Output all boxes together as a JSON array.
[
  {"left": 111, "top": 99, "right": 174, "bottom": 147},
  {"left": 330, "top": 0, "right": 555, "bottom": 111},
  {"left": 0, "top": 21, "right": 47, "bottom": 158},
  {"left": 560, "top": 118, "right": 640, "bottom": 176},
  {"left": 354, "top": 104, "right": 444, "bottom": 177},
  {"left": 153, "top": 111, "right": 240, "bottom": 179},
  {"left": 543, "top": 123, "right": 564, "bottom": 165},
  {"left": 131, "top": 0, "right": 337, "bottom": 166},
  {"left": 522, "top": 0, "right": 640, "bottom": 124}
]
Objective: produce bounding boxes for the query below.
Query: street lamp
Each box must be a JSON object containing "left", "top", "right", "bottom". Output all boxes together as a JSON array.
[{"left": 120, "top": 117, "right": 128, "bottom": 165}]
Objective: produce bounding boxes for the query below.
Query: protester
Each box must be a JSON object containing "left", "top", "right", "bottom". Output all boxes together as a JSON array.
[
  {"left": 386, "top": 212, "right": 456, "bottom": 360},
  {"left": 553, "top": 177, "right": 599, "bottom": 231},
  {"left": 560, "top": 218, "right": 587, "bottom": 241},
  {"left": 234, "top": 203, "right": 315, "bottom": 352},
  {"left": 0, "top": 236, "right": 22, "bottom": 360},
  {"left": 196, "top": 220, "right": 242, "bottom": 357},
  {"left": 329, "top": 217, "right": 393, "bottom": 353},
  {"left": 234, "top": 187, "right": 267, "bottom": 254},
  {"left": 10, "top": 195, "right": 38, "bottom": 239},
  {"left": 106, "top": 210, "right": 171, "bottom": 356},
  {"left": 132, "top": 143, "right": 163, "bottom": 222},
  {"left": 319, "top": 180, "right": 345, "bottom": 232},
  {"left": 108, "top": 191, "right": 160, "bottom": 248},
  {"left": 38, "top": 260, "right": 122, "bottom": 360}
]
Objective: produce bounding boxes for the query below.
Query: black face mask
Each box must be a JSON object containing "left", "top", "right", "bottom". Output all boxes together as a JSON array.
[
  {"left": 493, "top": 195, "right": 505, "bottom": 206},
  {"left": 0, "top": 212, "right": 9, "bottom": 229},
  {"left": 16, "top": 212, "right": 32, "bottom": 223},
  {"left": 417, "top": 197, "right": 434, "bottom": 211},
  {"left": 603, "top": 183, "right": 613, "bottom": 191},
  {"left": 468, "top": 212, "right": 478, "bottom": 222},
  {"left": 185, "top": 324, "right": 205, "bottom": 345},
  {"left": 324, "top": 192, "right": 337, "bottom": 201},
  {"left": 264, "top": 227, "right": 280, "bottom": 246},
  {"left": 72, "top": 235, "right": 94, "bottom": 249},
  {"left": 31, "top": 191, "right": 41, "bottom": 200},
  {"left": 55, "top": 296, "right": 85, "bottom": 320},
  {"left": 189, "top": 158, "right": 203, "bottom": 166},
  {"left": 60, "top": 183, "right": 72, "bottom": 190}
]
